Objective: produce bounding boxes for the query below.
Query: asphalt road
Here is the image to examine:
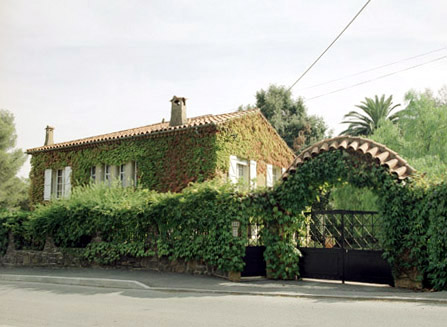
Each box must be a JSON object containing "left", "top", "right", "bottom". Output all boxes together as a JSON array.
[{"left": 0, "top": 281, "right": 446, "bottom": 327}]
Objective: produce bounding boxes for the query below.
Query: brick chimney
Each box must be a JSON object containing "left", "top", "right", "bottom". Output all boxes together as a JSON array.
[
  {"left": 44, "top": 126, "right": 54, "bottom": 146},
  {"left": 169, "top": 96, "right": 187, "bottom": 126}
]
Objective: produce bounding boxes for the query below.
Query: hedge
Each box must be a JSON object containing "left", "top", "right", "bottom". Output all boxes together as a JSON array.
[{"left": 27, "top": 181, "right": 250, "bottom": 272}]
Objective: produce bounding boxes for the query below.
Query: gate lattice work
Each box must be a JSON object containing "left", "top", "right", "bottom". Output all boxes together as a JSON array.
[{"left": 302, "top": 210, "right": 382, "bottom": 250}]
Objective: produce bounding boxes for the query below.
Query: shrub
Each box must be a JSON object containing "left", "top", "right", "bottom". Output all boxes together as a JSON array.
[
  {"left": 0, "top": 210, "right": 33, "bottom": 254},
  {"left": 29, "top": 181, "right": 249, "bottom": 273}
]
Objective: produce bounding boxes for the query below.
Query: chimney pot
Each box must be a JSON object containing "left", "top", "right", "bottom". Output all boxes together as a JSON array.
[
  {"left": 44, "top": 126, "right": 54, "bottom": 146},
  {"left": 169, "top": 96, "right": 187, "bottom": 126}
]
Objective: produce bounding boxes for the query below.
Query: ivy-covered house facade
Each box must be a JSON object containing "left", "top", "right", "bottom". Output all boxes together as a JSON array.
[{"left": 27, "top": 96, "right": 295, "bottom": 204}]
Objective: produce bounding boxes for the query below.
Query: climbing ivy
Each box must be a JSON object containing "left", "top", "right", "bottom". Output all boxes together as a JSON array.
[{"left": 29, "top": 113, "right": 294, "bottom": 205}]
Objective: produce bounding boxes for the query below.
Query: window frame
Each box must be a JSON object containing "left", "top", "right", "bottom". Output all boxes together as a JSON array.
[
  {"left": 119, "top": 164, "right": 125, "bottom": 186},
  {"left": 56, "top": 169, "right": 64, "bottom": 199},
  {"left": 104, "top": 164, "right": 111, "bottom": 184},
  {"left": 90, "top": 166, "right": 96, "bottom": 182}
]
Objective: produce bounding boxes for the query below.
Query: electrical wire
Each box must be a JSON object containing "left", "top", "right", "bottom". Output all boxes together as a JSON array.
[
  {"left": 305, "top": 55, "right": 447, "bottom": 101},
  {"left": 298, "top": 46, "right": 447, "bottom": 91},
  {"left": 286, "top": 0, "right": 372, "bottom": 92}
]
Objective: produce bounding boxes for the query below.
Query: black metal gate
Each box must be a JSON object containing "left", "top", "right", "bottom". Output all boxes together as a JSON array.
[{"left": 299, "top": 210, "right": 393, "bottom": 285}]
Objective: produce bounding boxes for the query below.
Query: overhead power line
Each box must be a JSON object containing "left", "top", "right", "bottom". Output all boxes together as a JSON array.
[
  {"left": 305, "top": 55, "right": 447, "bottom": 101},
  {"left": 299, "top": 46, "right": 447, "bottom": 91},
  {"left": 286, "top": 0, "right": 372, "bottom": 92}
]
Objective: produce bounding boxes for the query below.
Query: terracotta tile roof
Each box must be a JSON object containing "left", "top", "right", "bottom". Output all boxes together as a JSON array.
[
  {"left": 282, "top": 136, "right": 415, "bottom": 180},
  {"left": 27, "top": 109, "right": 260, "bottom": 154}
]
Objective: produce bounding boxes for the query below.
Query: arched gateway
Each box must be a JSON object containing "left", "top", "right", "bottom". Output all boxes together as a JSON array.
[
  {"left": 282, "top": 135, "right": 415, "bottom": 181},
  {"left": 261, "top": 136, "right": 415, "bottom": 285}
]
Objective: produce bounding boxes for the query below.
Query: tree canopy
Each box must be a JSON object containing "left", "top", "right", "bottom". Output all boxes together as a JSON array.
[
  {"left": 0, "top": 109, "right": 28, "bottom": 210},
  {"left": 340, "top": 94, "right": 401, "bottom": 136},
  {"left": 371, "top": 89, "right": 447, "bottom": 180},
  {"left": 329, "top": 88, "right": 447, "bottom": 211},
  {"left": 239, "top": 84, "right": 327, "bottom": 152}
]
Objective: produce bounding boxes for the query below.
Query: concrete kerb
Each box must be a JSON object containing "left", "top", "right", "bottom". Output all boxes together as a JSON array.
[
  {"left": 0, "top": 274, "right": 150, "bottom": 290},
  {"left": 1, "top": 273, "right": 447, "bottom": 304}
]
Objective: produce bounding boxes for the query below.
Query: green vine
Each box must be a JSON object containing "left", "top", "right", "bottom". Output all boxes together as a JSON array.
[{"left": 29, "top": 113, "right": 294, "bottom": 205}]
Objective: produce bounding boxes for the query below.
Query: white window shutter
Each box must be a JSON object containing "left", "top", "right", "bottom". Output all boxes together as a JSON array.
[
  {"left": 64, "top": 166, "right": 72, "bottom": 198},
  {"left": 229, "top": 155, "right": 238, "bottom": 184},
  {"left": 44, "top": 169, "right": 52, "bottom": 200},
  {"left": 266, "top": 164, "right": 273, "bottom": 187},
  {"left": 249, "top": 160, "right": 257, "bottom": 189}
]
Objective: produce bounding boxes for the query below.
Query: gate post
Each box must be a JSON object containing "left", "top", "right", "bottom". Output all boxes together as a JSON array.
[{"left": 393, "top": 250, "right": 423, "bottom": 289}]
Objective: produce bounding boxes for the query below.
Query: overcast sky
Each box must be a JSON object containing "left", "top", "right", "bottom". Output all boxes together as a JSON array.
[{"left": 1, "top": 0, "right": 446, "bottom": 178}]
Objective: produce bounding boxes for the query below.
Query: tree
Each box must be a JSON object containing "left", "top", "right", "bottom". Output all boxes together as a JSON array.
[
  {"left": 239, "top": 85, "right": 327, "bottom": 152},
  {"left": 370, "top": 89, "right": 447, "bottom": 180},
  {"left": 0, "top": 110, "right": 28, "bottom": 210},
  {"left": 340, "top": 94, "right": 401, "bottom": 136}
]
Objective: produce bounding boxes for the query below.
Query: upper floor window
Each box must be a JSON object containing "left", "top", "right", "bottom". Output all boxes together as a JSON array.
[
  {"left": 237, "top": 162, "right": 248, "bottom": 184},
  {"left": 229, "top": 155, "right": 257, "bottom": 189},
  {"left": 272, "top": 166, "right": 282, "bottom": 183},
  {"left": 267, "top": 164, "right": 285, "bottom": 187}
]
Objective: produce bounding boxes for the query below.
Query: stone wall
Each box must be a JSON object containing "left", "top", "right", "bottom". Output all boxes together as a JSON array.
[
  {"left": 0, "top": 234, "right": 239, "bottom": 281},
  {"left": 1, "top": 236, "right": 83, "bottom": 268}
]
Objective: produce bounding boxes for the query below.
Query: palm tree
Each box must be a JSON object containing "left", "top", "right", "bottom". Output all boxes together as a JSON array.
[{"left": 340, "top": 95, "right": 401, "bottom": 136}]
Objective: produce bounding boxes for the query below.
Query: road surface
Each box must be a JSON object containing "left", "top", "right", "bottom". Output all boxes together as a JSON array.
[{"left": 0, "top": 281, "right": 446, "bottom": 327}]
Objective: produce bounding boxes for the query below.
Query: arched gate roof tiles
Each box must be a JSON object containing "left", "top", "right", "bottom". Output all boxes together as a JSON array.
[{"left": 282, "top": 136, "right": 415, "bottom": 181}]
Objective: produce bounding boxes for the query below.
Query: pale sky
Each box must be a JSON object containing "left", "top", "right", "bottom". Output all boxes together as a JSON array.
[{"left": 1, "top": 0, "right": 446, "bottom": 178}]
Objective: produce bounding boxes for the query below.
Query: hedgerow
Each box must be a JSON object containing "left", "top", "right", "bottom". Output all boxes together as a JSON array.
[{"left": 28, "top": 181, "right": 250, "bottom": 272}]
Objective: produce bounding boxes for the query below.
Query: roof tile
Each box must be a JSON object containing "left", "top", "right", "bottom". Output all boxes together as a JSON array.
[
  {"left": 27, "top": 109, "right": 259, "bottom": 153},
  {"left": 282, "top": 136, "right": 415, "bottom": 180}
]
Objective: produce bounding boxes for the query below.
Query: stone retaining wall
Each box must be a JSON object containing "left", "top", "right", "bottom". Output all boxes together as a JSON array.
[{"left": 0, "top": 234, "right": 239, "bottom": 281}]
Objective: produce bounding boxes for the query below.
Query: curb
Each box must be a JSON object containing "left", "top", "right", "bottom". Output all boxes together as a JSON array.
[
  {"left": 1, "top": 274, "right": 446, "bottom": 304},
  {"left": 0, "top": 274, "right": 150, "bottom": 290},
  {"left": 148, "top": 287, "right": 447, "bottom": 304}
]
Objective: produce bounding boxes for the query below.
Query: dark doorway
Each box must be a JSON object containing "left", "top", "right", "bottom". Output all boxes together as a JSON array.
[
  {"left": 298, "top": 210, "right": 393, "bottom": 285},
  {"left": 242, "top": 246, "right": 266, "bottom": 277}
]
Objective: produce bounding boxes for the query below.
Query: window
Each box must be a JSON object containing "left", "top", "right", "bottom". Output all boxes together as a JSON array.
[
  {"left": 272, "top": 166, "right": 282, "bottom": 183},
  {"left": 104, "top": 164, "right": 111, "bottom": 185},
  {"left": 43, "top": 167, "right": 72, "bottom": 200},
  {"left": 96, "top": 162, "right": 136, "bottom": 187},
  {"left": 119, "top": 164, "right": 125, "bottom": 186},
  {"left": 56, "top": 169, "right": 63, "bottom": 198},
  {"left": 90, "top": 166, "right": 96, "bottom": 182},
  {"left": 229, "top": 156, "right": 257, "bottom": 189},
  {"left": 237, "top": 162, "right": 248, "bottom": 184},
  {"left": 267, "top": 164, "right": 285, "bottom": 187}
]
